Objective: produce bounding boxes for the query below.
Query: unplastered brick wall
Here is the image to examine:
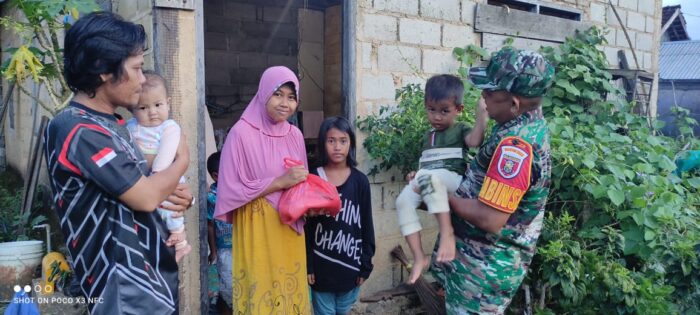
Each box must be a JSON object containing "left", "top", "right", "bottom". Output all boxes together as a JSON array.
[
  {"left": 583, "top": 0, "right": 660, "bottom": 72},
  {"left": 352, "top": 0, "right": 662, "bottom": 296},
  {"left": 204, "top": 0, "right": 301, "bottom": 127}
]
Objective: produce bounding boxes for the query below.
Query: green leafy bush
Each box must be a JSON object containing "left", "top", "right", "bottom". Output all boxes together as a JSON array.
[{"left": 525, "top": 27, "right": 700, "bottom": 314}]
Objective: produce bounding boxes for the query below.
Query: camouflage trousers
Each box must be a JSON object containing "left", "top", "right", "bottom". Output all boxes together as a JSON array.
[{"left": 431, "top": 237, "right": 529, "bottom": 315}]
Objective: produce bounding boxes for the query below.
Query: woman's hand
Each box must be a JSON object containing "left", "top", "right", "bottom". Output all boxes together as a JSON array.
[
  {"left": 406, "top": 171, "right": 417, "bottom": 182},
  {"left": 278, "top": 165, "right": 308, "bottom": 189},
  {"left": 306, "top": 208, "right": 329, "bottom": 217}
]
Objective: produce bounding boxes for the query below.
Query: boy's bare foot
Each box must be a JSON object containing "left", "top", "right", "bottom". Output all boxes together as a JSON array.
[
  {"left": 175, "top": 243, "right": 192, "bottom": 262},
  {"left": 408, "top": 255, "right": 428, "bottom": 284},
  {"left": 436, "top": 232, "right": 456, "bottom": 262}
]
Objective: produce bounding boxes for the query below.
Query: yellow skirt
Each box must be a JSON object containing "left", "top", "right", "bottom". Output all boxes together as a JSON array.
[{"left": 231, "top": 197, "right": 311, "bottom": 315}]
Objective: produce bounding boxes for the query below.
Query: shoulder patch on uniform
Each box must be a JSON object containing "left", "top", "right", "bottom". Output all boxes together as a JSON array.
[
  {"left": 496, "top": 143, "right": 529, "bottom": 178},
  {"left": 478, "top": 136, "right": 533, "bottom": 213}
]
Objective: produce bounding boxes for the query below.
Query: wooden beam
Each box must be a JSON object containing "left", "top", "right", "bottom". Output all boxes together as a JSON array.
[
  {"left": 474, "top": 3, "right": 592, "bottom": 43},
  {"left": 661, "top": 8, "right": 680, "bottom": 35}
]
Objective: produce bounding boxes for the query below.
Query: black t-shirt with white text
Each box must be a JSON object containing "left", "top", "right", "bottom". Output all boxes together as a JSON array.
[{"left": 305, "top": 167, "right": 375, "bottom": 293}]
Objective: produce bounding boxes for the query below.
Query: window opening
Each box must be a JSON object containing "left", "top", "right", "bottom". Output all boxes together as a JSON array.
[{"left": 487, "top": 0, "right": 581, "bottom": 21}]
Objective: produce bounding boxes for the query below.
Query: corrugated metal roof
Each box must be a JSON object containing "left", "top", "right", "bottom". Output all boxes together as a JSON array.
[{"left": 660, "top": 40, "right": 700, "bottom": 80}]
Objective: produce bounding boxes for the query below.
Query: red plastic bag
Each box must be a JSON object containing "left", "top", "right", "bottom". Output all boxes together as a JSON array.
[{"left": 279, "top": 158, "right": 341, "bottom": 225}]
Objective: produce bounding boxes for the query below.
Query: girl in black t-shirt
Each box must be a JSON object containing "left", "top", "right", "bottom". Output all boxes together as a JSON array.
[{"left": 305, "top": 117, "right": 375, "bottom": 315}]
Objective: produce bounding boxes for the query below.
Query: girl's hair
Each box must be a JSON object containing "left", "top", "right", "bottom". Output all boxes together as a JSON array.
[
  {"left": 317, "top": 116, "right": 357, "bottom": 167},
  {"left": 280, "top": 82, "right": 297, "bottom": 101}
]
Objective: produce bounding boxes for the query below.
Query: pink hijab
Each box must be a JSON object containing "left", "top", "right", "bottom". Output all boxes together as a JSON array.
[{"left": 214, "top": 66, "right": 308, "bottom": 233}]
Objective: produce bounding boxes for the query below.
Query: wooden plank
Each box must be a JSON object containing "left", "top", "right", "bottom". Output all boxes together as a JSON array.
[
  {"left": 155, "top": 0, "right": 194, "bottom": 10},
  {"left": 661, "top": 8, "right": 680, "bottom": 35},
  {"left": 0, "top": 81, "right": 15, "bottom": 132},
  {"left": 475, "top": 3, "right": 592, "bottom": 43},
  {"left": 482, "top": 33, "right": 559, "bottom": 56},
  {"left": 18, "top": 116, "right": 49, "bottom": 236}
]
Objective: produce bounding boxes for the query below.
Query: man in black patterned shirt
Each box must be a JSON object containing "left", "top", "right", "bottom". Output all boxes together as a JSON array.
[{"left": 44, "top": 12, "right": 192, "bottom": 314}]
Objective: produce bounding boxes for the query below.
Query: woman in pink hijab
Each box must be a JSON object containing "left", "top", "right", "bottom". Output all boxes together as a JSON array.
[{"left": 214, "top": 66, "right": 311, "bottom": 314}]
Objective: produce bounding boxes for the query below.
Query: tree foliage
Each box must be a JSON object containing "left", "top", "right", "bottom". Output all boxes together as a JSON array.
[{"left": 0, "top": 0, "right": 99, "bottom": 116}]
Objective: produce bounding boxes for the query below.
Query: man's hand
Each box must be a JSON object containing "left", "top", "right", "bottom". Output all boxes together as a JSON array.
[
  {"left": 448, "top": 194, "right": 510, "bottom": 234},
  {"left": 356, "top": 277, "right": 365, "bottom": 285},
  {"left": 175, "top": 133, "right": 190, "bottom": 164},
  {"left": 307, "top": 274, "right": 315, "bottom": 285},
  {"left": 208, "top": 250, "right": 217, "bottom": 264},
  {"left": 161, "top": 183, "right": 194, "bottom": 218},
  {"left": 406, "top": 171, "right": 417, "bottom": 182}
]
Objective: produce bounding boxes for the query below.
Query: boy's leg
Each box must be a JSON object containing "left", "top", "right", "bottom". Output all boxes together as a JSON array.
[
  {"left": 435, "top": 212, "right": 455, "bottom": 262},
  {"left": 311, "top": 290, "right": 336, "bottom": 315},
  {"left": 396, "top": 184, "right": 423, "bottom": 236},
  {"left": 396, "top": 182, "right": 427, "bottom": 284},
  {"left": 334, "top": 286, "right": 360, "bottom": 315},
  {"left": 416, "top": 170, "right": 457, "bottom": 262},
  {"left": 405, "top": 232, "right": 428, "bottom": 284},
  {"left": 216, "top": 247, "right": 233, "bottom": 314}
]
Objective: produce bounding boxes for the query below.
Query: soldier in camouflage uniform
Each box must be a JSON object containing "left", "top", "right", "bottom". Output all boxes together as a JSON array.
[{"left": 427, "top": 47, "right": 555, "bottom": 314}]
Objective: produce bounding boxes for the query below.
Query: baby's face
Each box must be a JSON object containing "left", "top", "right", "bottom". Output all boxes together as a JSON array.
[{"left": 132, "top": 84, "right": 170, "bottom": 127}]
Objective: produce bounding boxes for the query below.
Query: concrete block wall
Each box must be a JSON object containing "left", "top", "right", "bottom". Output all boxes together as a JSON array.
[
  {"left": 204, "top": 0, "right": 301, "bottom": 129},
  {"left": 585, "top": 0, "right": 661, "bottom": 71},
  {"left": 352, "top": 0, "right": 663, "bottom": 296}
]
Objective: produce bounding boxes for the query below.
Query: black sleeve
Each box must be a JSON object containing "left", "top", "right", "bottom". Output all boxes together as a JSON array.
[
  {"left": 305, "top": 217, "right": 315, "bottom": 275},
  {"left": 66, "top": 125, "right": 143, "bottom": 196},
  {"left": 358, "top": 172, "right": 375, "bottom": 279}
]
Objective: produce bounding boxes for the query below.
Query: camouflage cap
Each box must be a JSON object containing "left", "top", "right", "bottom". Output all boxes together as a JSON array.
[{"left": 468, "top": 47, "right": 555, "bottom": 98}]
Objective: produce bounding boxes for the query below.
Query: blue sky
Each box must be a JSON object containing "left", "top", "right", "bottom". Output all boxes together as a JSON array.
[{"left": 663, "top": 0, "right": 700, "bottom": 40}]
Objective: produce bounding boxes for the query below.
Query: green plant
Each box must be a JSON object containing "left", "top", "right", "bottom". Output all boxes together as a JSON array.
[
  {"left": 523, "top": 27, "right": 700, "bottom": 314},
  {"left": 0, "top": 0, "right": 99, "bottom": 115},
  {"left": 0, "top": 169, "right": 46, "bottom": 242},
  {"left": 356, "top": 44, "right": 487, "bottom": 176}
]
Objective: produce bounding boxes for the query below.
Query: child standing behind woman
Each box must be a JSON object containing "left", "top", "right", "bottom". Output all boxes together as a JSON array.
[
  {"left": 205, "top": 152, "right": 233, "bottom": 314},
  {"left": 127, "top": 71, "right": 192, "bottom": 262},
  {"left": 305, "top": 117, "right": 376, "bottom": 315}
]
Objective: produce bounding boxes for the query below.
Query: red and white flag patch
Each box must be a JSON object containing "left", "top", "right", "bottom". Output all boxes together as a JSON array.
[
  {"left": 92, "top": 147, "right": 116, "bottom": 167},
  {"left": 478, "top": 136, "right": 533, "bottom": 213}
]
